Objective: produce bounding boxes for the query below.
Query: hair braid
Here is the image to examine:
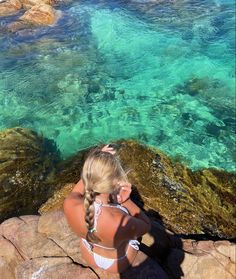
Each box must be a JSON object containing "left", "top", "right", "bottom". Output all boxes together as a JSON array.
[{"left": 84, "top": 188, "right": 100, "bottom": 243}]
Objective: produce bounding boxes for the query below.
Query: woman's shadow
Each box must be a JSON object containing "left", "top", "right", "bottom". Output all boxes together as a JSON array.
[{"left": 117, "top": 185, "right": 185, "bottom": 279}]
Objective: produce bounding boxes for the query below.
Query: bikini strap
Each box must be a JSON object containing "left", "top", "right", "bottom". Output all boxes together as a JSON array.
[{"left": 93, "top": 200, "right": 102, "bottom": 230}]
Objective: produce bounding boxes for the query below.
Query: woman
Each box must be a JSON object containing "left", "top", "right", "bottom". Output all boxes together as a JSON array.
[{"left": 63, "top": 145, "right": 169, "bottom": 276}]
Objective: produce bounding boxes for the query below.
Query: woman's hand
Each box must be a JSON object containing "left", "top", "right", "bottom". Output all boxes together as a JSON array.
[
  {"left": 116, "top": 182, "right": 132, "bottom": 204},
  {"left": 101, "top": 144, "right": 116, "bottom": 155}
]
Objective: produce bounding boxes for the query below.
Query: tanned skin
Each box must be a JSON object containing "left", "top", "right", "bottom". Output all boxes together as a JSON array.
[{"left": 63, "top": 178, "right": 151, "bottom": 273}]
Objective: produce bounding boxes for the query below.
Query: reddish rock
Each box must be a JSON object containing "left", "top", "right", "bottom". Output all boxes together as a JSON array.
[
  {"left": 196, "top": 240, "right": 215, "bottom": 253},
  {"left": 1, "top": 217, "right": 25, "bottom": 240},
  {"left": 0, "top": 235, "right": 24, "bottom": 269},
  {"left": 0, "top": 257, "right": 15, "bottom": 279},
  {"left": 182, "top": 239, "right": 195, "bottom": 253},
  {"left": 1, "top": 212, "right": 235, "bottom": 279},
  {"left": 20, "top": 4, "right": 56, "bottom": 25},
  {"left": 15, "top": 257, "right": 97, "bottom": 279},
  {"left": 186, "top": 253, "right": 234, "bottom": 279},
  {"left": 0, "top": 235, "right": 23, "bottom": 279},
  {"left": 2, "top": 216, "right": 66, "bottom": 259},
  {"left": 38, "top": 211, "right": 85, "bottom": 265},
  {"left": 215, "top": 241, "right": 236, "bottom": 263}
]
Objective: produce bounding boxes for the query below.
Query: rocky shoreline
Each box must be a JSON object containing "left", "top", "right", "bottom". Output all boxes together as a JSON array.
[
  {"left": 0, "top": 210, "right": 235, "bottom": 279},
  {"left": 0, "top": 127, "right": 235, "bottom": 278}
]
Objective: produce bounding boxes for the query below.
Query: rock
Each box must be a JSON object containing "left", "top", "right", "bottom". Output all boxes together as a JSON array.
[
  {"left": 7, "top": 20, "right": 33, "bottom": 33},
  {"left": 0, "top": 212, "right": 97, "bottom": 279},
  {"left": 15, "top": 257, "right": 97, "bottom": 279},
  {"left": 40, "top": 140, "right": 236, "bottom": 238},
  {"left": 0, "top": 211, "right": 235, "bottom": 279},
  {"left": 38, "top": 210, "right": 85, "bottom": 264},
  {"left": 39, "top": 183, "right": 75, "bottom": 214},
  {"left": 0, "top": 127, "right": 60, "bottom": 222},
  {"left": 0, "top": 234, "right": 22, "bottom": 278},
  {"left": 166, "top": 239, "right": 236, "bottom": 279},
  {"left": 1, "top": 215, "right": 66, "bottom": 259},
  {"left": 20, "top": 0, "right": 54, "bottom": 10},
  {"left": 215, "top": 241, "right": 236, "bottom": 263},
  {"left": 177, "top": 77, "right": 210, "bottom": 96},
  {"left": 0, "top": 0, "right": 22, "bottom": 16},
  {"left": 20, "top": 4, "right": 57, "bottom": 25}
]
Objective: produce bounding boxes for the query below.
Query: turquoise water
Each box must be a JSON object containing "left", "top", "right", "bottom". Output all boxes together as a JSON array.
[{"left": 0, "top": 0, "right": 235, "bottom": 171}]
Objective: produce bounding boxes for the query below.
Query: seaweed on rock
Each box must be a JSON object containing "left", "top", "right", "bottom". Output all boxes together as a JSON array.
[{"left": 0, "top": 127, "right": 60, "bottom": 222}]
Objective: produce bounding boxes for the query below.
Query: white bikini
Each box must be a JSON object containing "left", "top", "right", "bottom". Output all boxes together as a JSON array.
[{"left": 81, "top": 200, "right": 140, "bottom": 270}]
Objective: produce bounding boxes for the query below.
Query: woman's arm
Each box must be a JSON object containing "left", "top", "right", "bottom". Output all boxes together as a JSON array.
[
  {"left": 121, "top": 198, "right": 151, "bottom": 229},
  {"left": 116, "top": 183, "right": 151, "bottom": 228},
  {"left": 63, "top": 179, "right": 84, "bottom": 211}
]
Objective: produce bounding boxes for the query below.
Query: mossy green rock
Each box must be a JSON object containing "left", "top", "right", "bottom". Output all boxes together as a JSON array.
[
  {"left": 118, "top": 140, "right": 236, "bottom": 238},
  {"left": 0, "top": 127, "right": 60, "bottom": 222},
  {"left": 39, "top": 140, "right": 236, "bottom": 238}
]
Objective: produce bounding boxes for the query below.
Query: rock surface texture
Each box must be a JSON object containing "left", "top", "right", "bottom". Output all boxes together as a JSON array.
[
  {"left": 0, "top": 0, "right": 22, "bottom": 16},
  {"left": 0, "top": 211, "right": 235, "bottom": 279},
  {"left": 0, "top": 127, "right": 60, "bottom": 222},
  {"left": 0, "top": 0, "right": 59, "bottom": 26},
  {"left": 39, "top": 140, "right": 236, "bottom": 238},
  {"left": 20, "top": 3, "right": 56, "bottom": 25}
]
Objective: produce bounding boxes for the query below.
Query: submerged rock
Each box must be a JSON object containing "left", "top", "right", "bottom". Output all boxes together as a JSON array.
[
  {"left": 40, "top": 140, "right": 236, "bottom": 238},
  {"left": 0, "top": 127, "right": 60, "bottom": 222},
  {"left": 0, "top": 211, "right": 235, "bottom": 279},
  {"left": 176, "top": 77, "right": 211, "bottom": 96}
]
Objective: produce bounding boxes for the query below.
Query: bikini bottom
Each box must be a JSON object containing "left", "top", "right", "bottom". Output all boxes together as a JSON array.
[{"left": 82, "top": 238, "right": 140, "bottom": 270}]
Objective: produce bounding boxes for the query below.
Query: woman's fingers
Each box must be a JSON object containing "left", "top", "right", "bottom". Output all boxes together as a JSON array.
[{"left": 101, "top": 144, "right": 116, "bottom": 155}]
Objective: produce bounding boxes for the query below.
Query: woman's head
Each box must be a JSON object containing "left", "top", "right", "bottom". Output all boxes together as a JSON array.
[
  {"left": 82, "top": 148, "right": 128, "bottom": 242},
  {"left": 82, "top": 148, "right": 127, "bottom": 195}
]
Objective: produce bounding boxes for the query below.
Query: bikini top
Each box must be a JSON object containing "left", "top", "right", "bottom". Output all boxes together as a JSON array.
[{"left": 82, "top": 200, "right": 130, "bottom": 251}]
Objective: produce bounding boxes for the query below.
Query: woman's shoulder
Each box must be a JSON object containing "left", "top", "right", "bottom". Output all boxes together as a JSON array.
[
  {"left": 63, "top": 194, "right": 87, "bottom": 235},
  {"left": 64, "top": 192, "right": 84, "bottom": 209},
  {"left": 97, "top": 205, "right": 134, "bottom": 242}
]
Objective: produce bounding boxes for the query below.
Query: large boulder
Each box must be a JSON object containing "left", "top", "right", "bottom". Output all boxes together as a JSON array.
[
  {"left": 0, "top": 127, "right": 60, "bottom": 222},
  {"left": 0, "top": 211, "right": 235, "bottom": 279},
  {"left": 19, "top": 4, "right": 57, "bottom": 25},
  {"left": 0, "top": 0, "right": 22, "bottom": 16},
  {"left": 19, "top": 0, "right": 54, "bottom": 10},
  {"left": 39, "top": 140, "right": 236, "bottom": 238}
]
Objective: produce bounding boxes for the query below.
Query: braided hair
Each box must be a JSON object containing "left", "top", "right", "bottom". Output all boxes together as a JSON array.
[{"left": 84, "top": 188, "right": 100, "bottom": 243}]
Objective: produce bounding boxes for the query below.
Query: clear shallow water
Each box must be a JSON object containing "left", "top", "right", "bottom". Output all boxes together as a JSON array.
[{"left": 0, "top": 0, "right": 235, "bottom": 171}]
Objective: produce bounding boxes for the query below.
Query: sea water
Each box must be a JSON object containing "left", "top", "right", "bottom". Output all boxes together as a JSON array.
[{"left": 0, "top": 0, "right": 235, "bottom": 171}]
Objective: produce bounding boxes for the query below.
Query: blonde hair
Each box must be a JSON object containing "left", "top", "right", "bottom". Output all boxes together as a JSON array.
[{"left": 81, "top": 148, "right": 127, "bottom": 243}]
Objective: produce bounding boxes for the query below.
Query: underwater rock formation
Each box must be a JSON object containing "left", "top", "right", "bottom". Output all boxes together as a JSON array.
[
  {"left": 39, "top": 140, "right": 236, "bottom": 238},
  {"left": 0, "top": 211, "right": 235, "bottom": 279},
  {"left": 175, "top": 77, "right": 235, "bottom": 116},
  {"left": 0, "top": 127, "right": 60, "bottom": 222}
]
